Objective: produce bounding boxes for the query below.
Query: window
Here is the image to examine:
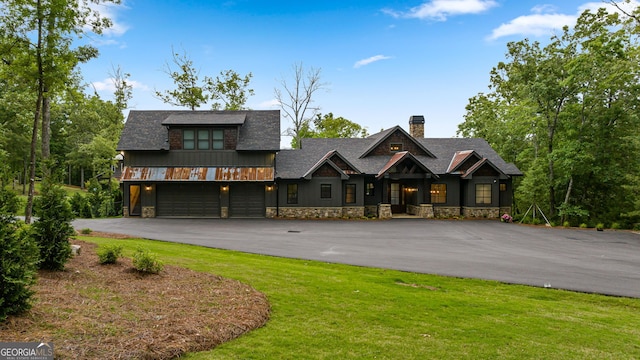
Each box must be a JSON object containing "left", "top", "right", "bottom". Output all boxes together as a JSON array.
[
  {"left": 365, "top": 182, "right": 375, "bottom": 196},
  {"left": 183, "top": 130, "right": 195, "bottom": 150},
  {"left": 287, "top": 184, "right": 298, "bottom": 204},
  {"left": 321, "top": 184, "right": 332, "bottom": 199},
  {"left": 345, "top": 184, "right": 356, "bottom": 204},
  {"left": 197, "top": 129, "right": 209, "bottom": 150},
  {"left": 430, "top": 184, "right": 447, "bottom": 204},
  {"left": 212, "top": 129, "right": 224, "bottom": 150},
  {"left": 390, "top": 143, "right": 402, "bottom": 152},
  {"left": 500, "top": 183, "right": 507, "bottom": 192},
  {"left": 476, "top": 184, "right": 492, "bottom": 205}
]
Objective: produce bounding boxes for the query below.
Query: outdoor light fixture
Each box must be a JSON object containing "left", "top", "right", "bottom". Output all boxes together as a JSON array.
[
  {"left": 221, "top": 185, "right": 229, "bottom": 191},
  {"left": 144, "top": 185, "right": 152, "bottom": 191}
]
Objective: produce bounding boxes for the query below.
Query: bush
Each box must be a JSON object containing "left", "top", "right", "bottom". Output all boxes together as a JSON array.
[
  {"left": 579, "top": 223, "right": 588, "bottom": 229},
  {"left": 132, "top": 247, "right": 164, "bottom": 274},
  {"left": 0, "top": 188, "right": 39, "bottom": 322},
  {"left": 97, "top": 244, "right": 123, "bottom": 264},
  {"left": 611, "top": 222, "right": 621, "bottom": 230},
  {"left": 596, "top": 223, "right": 605, "bottom": 231},
  {"left": 70, "top": 192, "right": 93, "bottom": 218},
  {"left": 32, "top": 181, "right": 75, "bottom": 271},
  {"left": 563, "top": 221, "right": 571, "bottom": 228},
  {"left": 80, "top": 228, "right": 93, "bottom": 235}
]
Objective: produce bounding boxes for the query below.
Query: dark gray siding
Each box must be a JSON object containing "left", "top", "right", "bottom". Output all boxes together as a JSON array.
[
  {"left": 464, "top": 176, "right": 500, "bottom": 207},
  {"left": 343, "top": 177, "right": 365, "bottom": 207},
  {"left": 124, "top": 151, "right": 275, "bottom": 167},
  {"left": 429, "top": 176, "right": 460, "bottom": 206}
]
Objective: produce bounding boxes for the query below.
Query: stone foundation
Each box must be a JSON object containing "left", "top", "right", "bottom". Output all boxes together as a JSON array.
[
  {"left": 406, "top": 204, "right": 419, "bottom": 215},
  {"left": 141, "top": 206, "right": 156, "bottom": 218},
  {"left": 419, "top": 204, "right": 434, "bottom": 219},
  {"left": 342, "top": 207, "right": 365, "bottom": 218},
  {"left": 277, "top": 207, "right": 343, "bottom": 218},
  {"left": 378, "top": 204, "right": 392, "bottom": 219},
  {"left": 123, "top": 206, "right": 129, "bottom": 218},
  {"left": 221, "top": 206, "right": 229, "bottom": 219},
  {"left": 266, "top": 207, "right": 277, "bottom": 218},
  {"left": 462, "top": 206, "right": 500, "bottom": 218},
  {"left": 364, "top": 205, "right": 378, "bottom": 218},
  {"left": 434, "top": 206, "right": 460, "bottom": 218}
]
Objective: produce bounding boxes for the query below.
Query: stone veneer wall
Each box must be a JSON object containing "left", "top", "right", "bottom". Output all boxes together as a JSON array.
[
  {"left": 378, "top": 204, "right": 392, "bottom": 219},
  {"left": 406, "top": 204, "right": 419, "bottom": 215},
  {"left": 364, "top": 205, "right": 378, "bottom": 218},
  {"left": 276, "top": 207, "right": 343, "bottom": 218},
  {"left": 499, "top": 207, "right": 512, "bottom": 216},
  {"left": 141, "top": 206, "right": 156, "bottom": 218},
  {"left": 221, "top": 207, "right": 229, "bottom": 219},
  {"left": 342, "top": 207, "right": 365, "bottom": 218},
  {"left": 462, "top": 206, "right": 500, "bottom": 218},
  {"left": 123, "top": 206, "right": 129, "bottom": 218},
  {"left": 434, "top": 206, "right": 461, "bottom": 218}
]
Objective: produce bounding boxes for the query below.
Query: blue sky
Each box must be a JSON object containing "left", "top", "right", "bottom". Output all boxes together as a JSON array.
[{"left": 82, "top": 0, "right": 638, "bottom": 147}]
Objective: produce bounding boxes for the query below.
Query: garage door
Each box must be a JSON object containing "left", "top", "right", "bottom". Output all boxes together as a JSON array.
[
  {"left": 157, "top": 183, "right": 220, "bottom": 217},
  {"left": 229, "top": 183, "right": 265, "bottom": 218}
]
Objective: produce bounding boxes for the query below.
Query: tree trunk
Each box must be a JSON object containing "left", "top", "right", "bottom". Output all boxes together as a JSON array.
[
  {"left": 42, "top": 93, "right": 51, "bottom": 159},
  {"left": 561, "top": 176, "right": 574, "bottom": 224}
]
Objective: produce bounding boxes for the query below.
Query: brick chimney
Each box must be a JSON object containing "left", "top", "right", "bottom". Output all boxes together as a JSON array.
[{"left": 409, "top": 115, "right": 425, "bottom": 138}]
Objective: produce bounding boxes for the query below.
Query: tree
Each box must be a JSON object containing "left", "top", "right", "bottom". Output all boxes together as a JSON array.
[
  {"left": 0, "top": 188, "right": 39, "bottom": 322},
  {"left": 459, "top": 6, "right": 640, "bottom": 225},
  {"left": 154, "top": 48, "right": 207, "bottom": 110},
  {"left": 32, "top": 181, "right": 75, "bottom": 271},
  {"left": 205, "top": 69, "right": 255, "bottom": 110},
  {"left": 0, "top": 0, "right": 120, "bottom": 223},
  {"left": 275, "top": 62, "right": 327, "bottom": 149},
  {"left": 291, "top": 112, "right": 369, "bottom": 148},
  {"left": 155, "top": 48, "right": 255, "bottom": 111}
]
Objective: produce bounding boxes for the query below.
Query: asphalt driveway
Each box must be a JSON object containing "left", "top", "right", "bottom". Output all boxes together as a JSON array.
[{"left": 72, "top": 218, "right": 640, "bottom": 298}]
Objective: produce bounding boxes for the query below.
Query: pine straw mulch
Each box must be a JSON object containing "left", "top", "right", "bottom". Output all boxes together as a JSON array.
[{"left": 0, "top": 239, "right": 271, "bottom": 359}]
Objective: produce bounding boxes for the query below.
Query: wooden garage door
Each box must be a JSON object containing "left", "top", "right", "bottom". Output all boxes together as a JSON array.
[
  {"left": 229, "top": 183, "right": 265, "bottom": 218},
  {"left": 156, "top": 183, "right": 220, "bottom": 217}
]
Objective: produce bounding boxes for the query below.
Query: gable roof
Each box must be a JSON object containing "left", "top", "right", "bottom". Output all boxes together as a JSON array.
[
  {"left": 360, "top": 126, "right": 435, "bottom": 158},
  {"left": 460, "top": 158, "right": 508, "bottom": 179},
  {"left": 376, "top": 151, "right": 436, "bottom": 179},
  {"left": 117, "top": 110, "right": 280, "bottom": 151},
  {"left": 275, "top": 135, "right": 522, "bottom": 179},
  {"left": 302, "top": 150, "right": 360, "bottom": 180},
  {"left": 447, "top": 150, "right": 482, "bottom": 174}
]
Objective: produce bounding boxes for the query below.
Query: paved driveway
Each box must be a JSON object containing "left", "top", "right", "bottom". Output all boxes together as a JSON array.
[{"left": 72, "top": 218, "right": 640, "bottom": 298}]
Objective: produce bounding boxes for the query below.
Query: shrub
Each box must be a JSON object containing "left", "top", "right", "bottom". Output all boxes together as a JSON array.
[
  {"left": 611, "top": 222, "right": 621, "bottom": 230},
  {"left": 132, "top": 247, "right": 164, "bottom": 274},
  {"left": 81, "top": 228, "right": 93, "bottom": 235},
  {"left": 563, "top": 221, "right": 571, "bottom": 228},
  {"left": 579, "top": 223, "right": 588, "bottom": 229},
  {"left": 0, "top": 188, "right": 39, "bottom": 322},
  {"left": 70, "top": 192, "right": 93, "bottom": 218},
  {"left": 596, "top": 223, "right": 605, "bottom": 231},
  {"left": 32, "top": 181, "right": 75, "bottom": 271},
  {"left": 97, "top": 244, "right": 123, "bottom": 264}
]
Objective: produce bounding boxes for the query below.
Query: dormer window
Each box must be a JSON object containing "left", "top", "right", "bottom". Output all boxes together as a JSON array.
[
  {"left": 182, "top": 129, "right": 225, "bottom": 150},
  {"left": 390, "top": 143, "right": 402, "bottom": 152}
]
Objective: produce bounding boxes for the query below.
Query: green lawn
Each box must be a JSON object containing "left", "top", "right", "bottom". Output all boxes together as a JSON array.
[{"left": 79, "top": 236, "right": 640, "bottom": 360}]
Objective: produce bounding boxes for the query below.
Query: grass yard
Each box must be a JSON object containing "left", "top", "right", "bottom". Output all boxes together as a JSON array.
[{"left": 79, "top": 236, "right": 640, "bottom": 360}]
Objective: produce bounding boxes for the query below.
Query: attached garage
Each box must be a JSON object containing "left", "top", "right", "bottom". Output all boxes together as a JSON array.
[
  {"left": 229, "top": 183, "right": 265, "bottom": 218},
  {"left": 157, "top": 183, "right": 220, "bottom": 217}
]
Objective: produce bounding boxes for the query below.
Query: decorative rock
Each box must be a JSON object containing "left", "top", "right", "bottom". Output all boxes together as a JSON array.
[{"left": 71, "top": 245, "right": 81, "bottom": 256}]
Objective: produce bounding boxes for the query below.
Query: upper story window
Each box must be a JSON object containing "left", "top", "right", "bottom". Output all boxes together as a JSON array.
[
  {"left": 183, "top": 129, "right": 225, "bottom": 150},
  {"left": 390, "top": 143, "right": 402, "bottom": 152}
]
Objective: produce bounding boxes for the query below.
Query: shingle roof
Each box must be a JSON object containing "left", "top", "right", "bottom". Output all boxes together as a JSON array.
[
  {"left": 275, "top": 127, "right": 522, "bottom": 179},
  {"left": 117, "top": 110, "right": 280, "bottom": 151}
]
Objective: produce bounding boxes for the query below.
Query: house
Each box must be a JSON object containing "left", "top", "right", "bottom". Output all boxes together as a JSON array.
[
  {"left": 118, "top": 111, "right": 521, "bottom": 219},
  {"left": 275, "top": 115, "right": 522, "bottom": 219},
  {"left": 117, "top": 110, "right": 280, "bottom": 218}
]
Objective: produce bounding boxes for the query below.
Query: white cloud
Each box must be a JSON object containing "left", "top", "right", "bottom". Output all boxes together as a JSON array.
[
  {"left": 354, "top": 55, "right": 392, "bottom": 69},
  {"left": 92, "top": 78, "right": 149, "bottom": 92},
  {"left": 87, "top": 1, "right": 129, "bottom": 38},
  {"left": 384, "top": 0, "right": 498, "bottom": 21},
  {"left": 488, "top": 13, "right": 576, "bottom": 40},
  {"left": 257, "top": 99, "right": 281, "bottom": 108},
  {"left": 488, "top": 1, "right": 640, "bottom": 41}
]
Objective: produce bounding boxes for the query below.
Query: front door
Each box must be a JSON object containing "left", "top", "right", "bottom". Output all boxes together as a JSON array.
[
  {"left": 389, "top": 182, "right": 405, "bottom": 213},
  {"left": 129, "top": 184, "right": 141, "bottom": 216}
]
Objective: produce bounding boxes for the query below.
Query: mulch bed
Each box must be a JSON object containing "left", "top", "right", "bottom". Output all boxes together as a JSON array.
[{"left": 1, "top": 240, "right": 270, "bottom": 359}]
